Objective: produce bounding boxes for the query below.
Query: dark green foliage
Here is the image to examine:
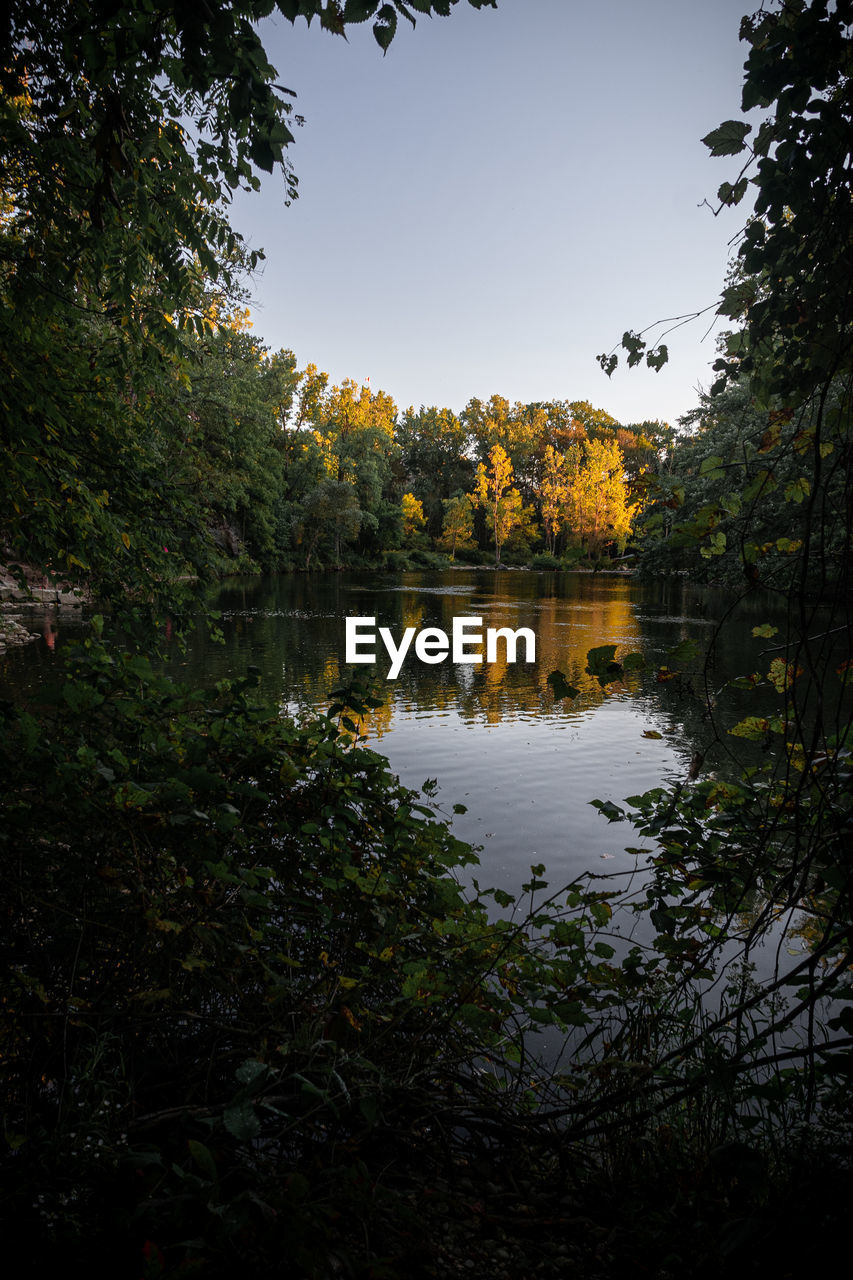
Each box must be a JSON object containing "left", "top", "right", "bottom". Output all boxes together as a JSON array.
[
  {"left": 636, "top": 374, "right": 851, "bottom": 590},
  {"left": 0, "top": 639, "right": 653, "bottom": 1273}
]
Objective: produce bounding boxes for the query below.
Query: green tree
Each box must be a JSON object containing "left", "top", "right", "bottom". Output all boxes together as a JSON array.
[
  {"left": 180, "top": 315, "right": 300, "bottom": 568},
  {"left": 438, "top": 492, "right": 475, "bottom": 560},
  {"left": 397, "top": 405, "right": 473, "bottom": 535},
  {"left": 297, "top": 477, "right": 362, "bottom": 568},
  {"left": 1, "top": 1, "right": 495, "bottom": 603}
]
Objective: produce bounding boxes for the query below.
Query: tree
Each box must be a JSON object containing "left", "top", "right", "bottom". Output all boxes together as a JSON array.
[
  {"left": 179, "top": 316, "right": 300, "bottom": 567},
  {"left": 397, "top": 405, "right": 473, "bottom": 535},
  {"left": 401, "top": 491, "right": 426, "bottom": 543},
  {"left": 471, "top": 442, "right": 522, "bottom": 565},
  {"left": 297, "top": 477, "right": 362, "bottom": 568},
  {"left": 438, "top": 492, "right": 475, "bottom": 560},
  {"left": 596, "top": 0, "right": 853, "bottom": 1170},
  {"left": 539, "top": 444, "right": 569, "bottom": 555},
  {"left": 1, "top": 1, "right": 495, "bottom": 604},
  {"left": 563, "top": 437, "right": 634, "bottom": 556}
]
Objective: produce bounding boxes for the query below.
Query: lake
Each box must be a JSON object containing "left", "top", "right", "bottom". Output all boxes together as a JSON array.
[
  {"left": 164, "top": 568, "right": 782, "bottom": 897},
  {"left": 0, "top": 567, "right": 811, "bottom": 985}
]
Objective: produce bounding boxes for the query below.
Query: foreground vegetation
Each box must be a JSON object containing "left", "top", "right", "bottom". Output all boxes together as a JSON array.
[{"left": 2, "top": 1, "right": 852, "bottom": 1275}]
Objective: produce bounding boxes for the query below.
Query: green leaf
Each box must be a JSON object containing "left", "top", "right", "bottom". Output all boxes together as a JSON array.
[
  {"left": 751, "top": 624, "right": 778, "bottom": 639},
  {"left": 784, "top": 476, "right": 810, "bottom": 504},
  {"left": 343, "top": 0, "right": 378, "bottom": 19},
  {"left": 188, "top": 1140, "right": 218, "bottom": 1182},
  {"left": 701, "top": 120, "right": 752, "bottom": 156},
  {"left": 585, "top": 645, "right": 623, "bottom": 686},
  {"left": 373, "top": 3, "right": 397, "bottom": 50},
  {"left": 223, "top": 1099, "right": 261, "bottom": 1141},
  {"left": 548, "top": 669, "right": 580, "bottom": 701},
  {"left": 717, "top": 177, "right": 749, "bottom": 206},
  {"left": 235, "top": 1059, "right": 271, "bottom": 1087},
  {"left": 646, "top": 343, "right": 668, "bottom": 372},
  {"left": 665, "top": 639, "right": 700, "bottom": 668},
  {"left": 590, "top": 799, "right": 625, "bottom": 823}
]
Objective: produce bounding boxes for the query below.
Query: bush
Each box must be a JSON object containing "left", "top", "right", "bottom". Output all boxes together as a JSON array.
[
  {"left": 407, "top": 548, "right": 450, "bottom": 568},
  {"left": 382, "top": 549, "right": 414, "bottom": 571},
  {"left": 453, "top": 545, "right": 492, "bottom": 565},
  {"left": 0, "top": 634, "right": 624, "bottom": 1273}
]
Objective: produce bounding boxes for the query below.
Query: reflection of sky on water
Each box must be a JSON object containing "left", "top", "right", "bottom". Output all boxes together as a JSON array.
[
  {"left": 207, "top": 569, "right": 790, "bottom": 900},
  {"left": 3, "top": 569, "right": 787, "bottom": 900},
  {"left": 375, "top": 696, "right": 684, "bottom": 890}
]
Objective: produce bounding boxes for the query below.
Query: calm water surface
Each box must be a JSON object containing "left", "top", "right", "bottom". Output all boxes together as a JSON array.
[
  {"left": 2, "top": 570, "right": 785, "bottom": 897},
  {"left": 167, "top": 569, "right": 783, "bottom": 896}
]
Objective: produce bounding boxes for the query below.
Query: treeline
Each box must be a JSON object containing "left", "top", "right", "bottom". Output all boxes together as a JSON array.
[
  {"left": 164, "top": 313, "right": 673, "bottom": 576},
  {"left": 68, "top": 309, "right": 667, "bottom": 579}
]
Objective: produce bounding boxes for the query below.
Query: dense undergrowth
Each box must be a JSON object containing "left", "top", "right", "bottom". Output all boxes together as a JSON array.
[{"left": 2, "top": 616, "right": 852, "bottom": 1276}]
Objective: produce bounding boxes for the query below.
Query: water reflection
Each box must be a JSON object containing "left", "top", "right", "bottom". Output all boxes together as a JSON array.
[
  {"left": 1, "top": 570, "right": 790, "bottom": 896},
  {"left": 187, "top": 570, "right": 775, "bottom": 891}
]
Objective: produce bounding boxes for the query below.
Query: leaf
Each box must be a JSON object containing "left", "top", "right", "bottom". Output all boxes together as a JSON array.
[
  {"left": 646, "top": 343, "right": 668, "bottom": 372},
  {"left": 784, "top": 476, "right": 810, "bottom": 504},
  {"left": 699, "top": 454, "right": 725, "bottom": 476},
  {"left": 223, "top": 1099, "right": 261, "bottom": 1141},
  {"left": 701, "top": 120, "right": 752, "bottom": 156},
  {"left": 590, "top": 799, "right": 625, "bottom": 823},
  {"left": 768, "top": 658, "right": 801, "bottom": 693},
  {"left": 585, "top": 645, "right": 623, "bottom": 686},
  {"left": 188, "top": 1140, "right": 218, "bottom": 1182},
  {"left": 235, "top": 1059, "right": 271, "bottom": 1087},
  {"left": 650, "top": 907, "right": 676, "bottom": 935},
  {"left": 752, "top": 624, "right": 778, "bottom": 639},
  {"left": 729, "top": 716, "right": 770, "bottom": 741},
  {"left": 373, "top": 3, "right": 397, "bottom": 50},
  {"left": 548, "top": 669, "right": 580, "bottom": 701},
  {"left": 700, "top": 530, "right": 726, "bottom": 559},
  {"left": 717, "top": 176, "right": 749, "bottom": 206},
  {"left": 665, "top": 638, "right": 700, "bottom": 668},
  {"left": 641, "top": 729, "right": 663, "bottom": 739},
  {"left": 343, "top": 0, "right": 378, "bottom": 20}
]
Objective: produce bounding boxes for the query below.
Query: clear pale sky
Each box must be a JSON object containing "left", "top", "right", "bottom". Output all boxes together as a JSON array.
[{"left": 230, "top": 0, "right": 754, "bottom": 428}]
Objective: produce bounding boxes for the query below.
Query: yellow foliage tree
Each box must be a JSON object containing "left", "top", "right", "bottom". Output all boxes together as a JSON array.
[
  {"left": 565, "top": 438, "right": 634, "bottom": 556},
  {"left": 401, "top": 492, "right": 426, "bottom": 541},
  {"left": 539, "top": 444, "right": 569, "bottom": 555},
  {"left": 472, "top": 443, "right": 522, "bottom": 564}
]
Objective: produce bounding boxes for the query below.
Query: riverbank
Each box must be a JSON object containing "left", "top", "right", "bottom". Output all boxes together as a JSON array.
[{"left": 0, "top": 566, "right": 88, "bottom": 654}]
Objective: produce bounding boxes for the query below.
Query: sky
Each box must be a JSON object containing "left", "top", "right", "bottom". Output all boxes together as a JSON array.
[{"left": 229, "top": 0, "right": 755, "bottom": 428}]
